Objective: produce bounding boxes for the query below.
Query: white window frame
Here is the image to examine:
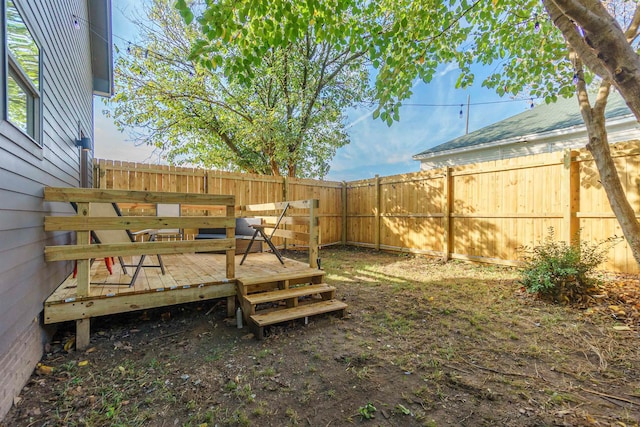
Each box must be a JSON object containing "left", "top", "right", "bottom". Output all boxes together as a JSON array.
[{"left": 3, "top": 0, "right": 42, "bottom": 146}]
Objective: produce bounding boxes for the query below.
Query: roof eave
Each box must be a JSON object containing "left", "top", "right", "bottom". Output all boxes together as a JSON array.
[
  {"left": 89, "top": 0, "right": 113, "bottom": 97},
  {"left": 412, "top": 114, "right": 637, "bottom": 161}
]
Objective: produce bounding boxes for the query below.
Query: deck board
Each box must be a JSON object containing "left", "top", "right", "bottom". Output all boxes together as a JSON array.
[{"left": 44, "top": 253, "right": 320, "bottom": 324}]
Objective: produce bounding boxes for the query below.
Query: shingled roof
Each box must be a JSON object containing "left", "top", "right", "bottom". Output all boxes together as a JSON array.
[{"left": 413, "top": 93, "right": 633, "bottom": 159}]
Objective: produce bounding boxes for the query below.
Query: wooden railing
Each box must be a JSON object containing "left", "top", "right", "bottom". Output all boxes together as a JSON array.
[
  {"left": 241, "top": 199, "right": 319, "bottom": 268},
  {"left": 43, "top": 187, "right": 236, "bottom": 298}
]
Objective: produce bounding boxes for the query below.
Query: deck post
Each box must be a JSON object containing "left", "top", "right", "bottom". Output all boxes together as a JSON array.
[
  {"left": 309, "top": 199, "right": 319, "bottom": 268},
  {"left": 226, "top": 296, "right": 236, "bottom": 318},
  {"left": 226, "top": 204, "right": 236, "bottom": 281},
  {"left": 76, "top": 203, "right": 91, "bottom": 297},
  {"left": 76, "top": 318, "right": 90, "bottom": 350}
]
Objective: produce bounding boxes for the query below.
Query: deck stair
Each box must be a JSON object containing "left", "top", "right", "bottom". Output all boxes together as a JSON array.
[{"left": 237, "top": 270, "right": 347, "bottom": 339}]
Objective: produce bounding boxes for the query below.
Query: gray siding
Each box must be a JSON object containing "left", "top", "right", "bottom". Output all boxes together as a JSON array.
[{"left": 0, "top": 0, "right": 94, "bottom": 418}]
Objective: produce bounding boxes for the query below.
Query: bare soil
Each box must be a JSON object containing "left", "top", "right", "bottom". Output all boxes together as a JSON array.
[{"left": 3, "top": 247, "right": 640, "bottom": 426}]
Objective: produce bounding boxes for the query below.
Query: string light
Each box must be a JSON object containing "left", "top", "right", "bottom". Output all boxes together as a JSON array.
[
  {"left": 73, "top": 15, "right": 80, "bottom": 30},
  {"left": 573, "top": 73, "right": 579, "bottom": 85},
  {"left": 533, "top": 13, "right": 540, "bottom": 33},
  {"left": 459, "top": 104, "right": 463, "bottom": 119},
  {"left": 127, "top": 43, "right": 131, "bottom": 54},
  {"left": 530, "top": 98, "right": 534, "bottom": 109}
]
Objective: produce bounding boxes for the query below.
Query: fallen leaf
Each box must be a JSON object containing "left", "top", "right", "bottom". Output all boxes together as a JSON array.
[
  {"left": 36, "top": 363, "right": 54, "bottom": 375},
  {"left": 63, "top": 337, "right": 76, "bottom": 352},
  {"left": 613, "top": 325, "right": 631, "bottom": 331},
  {"left": 78, "top": 360, "right": 89, "bottom": 367}
]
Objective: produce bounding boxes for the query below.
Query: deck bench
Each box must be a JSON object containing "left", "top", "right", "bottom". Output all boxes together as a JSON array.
[{"left": 196, "top": 217, "right": 263, "bottom": 254}]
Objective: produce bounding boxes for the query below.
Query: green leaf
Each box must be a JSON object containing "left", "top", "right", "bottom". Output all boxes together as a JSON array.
[{"left": 175, "top": 0, "right": 194, "bottom": 25}]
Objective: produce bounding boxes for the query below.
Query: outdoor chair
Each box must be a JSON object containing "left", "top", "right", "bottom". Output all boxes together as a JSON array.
[
  {"left": 240, "top": 202, "right": 290, "bottom": 266},
  {"left": 154, "top": 203, "right": 183, "bottom": 240},
  {"left": 85, "top": 202, "right": 166, "bottom": 287}
]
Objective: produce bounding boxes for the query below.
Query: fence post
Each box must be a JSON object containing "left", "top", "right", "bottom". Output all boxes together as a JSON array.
[
  {"left": 442, "top": 167, "right": 452, "bottom": 261},
  {"left": 563, "top": 149, "right": 580, "bottom": 243},
  {"left": 341, "top": 181, "right": 347, "bottom": 245},
  {"left": 98, "top": 159, "right": 107, "bottom": 189},
  {"left": 374, "top": 174, "right": 381, "bottom": 251}
]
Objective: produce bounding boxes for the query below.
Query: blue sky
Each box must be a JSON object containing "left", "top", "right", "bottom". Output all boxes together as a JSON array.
[{"left": 94, "top": 0, "right": 530, "bottom": 182}]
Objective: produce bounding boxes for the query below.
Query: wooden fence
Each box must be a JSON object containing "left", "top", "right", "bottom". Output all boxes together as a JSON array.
[
  {"left": 94, "top": 160, "right": 344, "bottom": 246},
  {"left": 95, "top": 141, "right": 640, "bottom": 273}
]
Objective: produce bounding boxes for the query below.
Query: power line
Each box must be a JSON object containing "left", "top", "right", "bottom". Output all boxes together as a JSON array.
[{"left": 403, "top": 98, "right": 540, "bottom": 107}]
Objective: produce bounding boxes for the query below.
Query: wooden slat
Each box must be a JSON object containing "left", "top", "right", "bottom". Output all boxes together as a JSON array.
[
  {"left": 242, "top": 199, "right": 314, "bottom": 212},
  {"left": 257, "top": 216, "right": 310, "bottom": 225},
  {"left": 44, "top": 187, "right": 235, "bottom": 205},
  {"left": 44, "top": 282, "right": 236, "bottom": 324},
  {"left": 250, "top": 299, "right": 347, "bottom": 327},
  {"left": 45, "top": 216, "right": 234, "bottom": 231},
  {"left": 244, "top": 284, "right": 335, "bottom": 305},
  {"left": 266, "top": 228, "right": 309, "bottom": 241},
  {"left": 44, "top": 239, "right": 235, "bottom": 261},
  {"left": 238, "top": 270, "right": 325, "bottom": 287}
]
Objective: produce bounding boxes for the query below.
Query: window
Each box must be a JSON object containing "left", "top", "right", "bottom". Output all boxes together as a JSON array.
[{"left": 5, "top": 0, "right": 40, "bottom": 143}]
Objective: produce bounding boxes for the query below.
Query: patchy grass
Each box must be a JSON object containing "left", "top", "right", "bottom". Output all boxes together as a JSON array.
[{"left": 4, "top": 247, "right": 640, "bottom": 426}]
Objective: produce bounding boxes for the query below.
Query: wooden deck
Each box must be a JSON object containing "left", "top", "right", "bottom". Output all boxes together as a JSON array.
[{"left": 44, "top": 253, "right": 318, "bottom": 324}]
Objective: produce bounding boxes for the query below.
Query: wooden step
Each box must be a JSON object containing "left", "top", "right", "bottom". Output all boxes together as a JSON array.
[
  {"left": 238, "top": 269, "right": 324, "bottom": 287},
  {"left": 249, "top": 299, "right": 347, "bottom": 339},
  {"left": 244, "top": 284, "right": 335, "bottom": 306}
]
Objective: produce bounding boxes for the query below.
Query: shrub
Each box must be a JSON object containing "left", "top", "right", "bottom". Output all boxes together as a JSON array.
[{"left": 519, "top": 228, "right": 620, "bottom": 304}]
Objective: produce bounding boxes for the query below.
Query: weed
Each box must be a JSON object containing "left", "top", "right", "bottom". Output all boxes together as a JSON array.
[
  {"left": 256, "top": 348, "right": 271, "bottom": 359},
  {"left": 327, "top": 389, "right": 336, "bottom": 398},
  {"left": 358, "top": 402, "right": 377, "bottom": 420},
  {"left": 224, "top": 380, "right": 238, "bottom": 392},
  {"left": 285, "top": 407, "right": 300, "bottom": 425},
  {"left": 395, "top": 403, "right": 411, "bottom": 415},
  {"left": 234, "top": 384, "right": 255, "bottom": 403},
  {"left": 349, "top": 366, "right": 372, "bottom": 380},
  {"left": 519, "top": 228, "right": 619, "bottom": 303},
  {"left": 259, "top": 367, "right": 276, "bottom": 377},
  {"left": 230, "top": 409, "right": 250, "bottom": 426}
]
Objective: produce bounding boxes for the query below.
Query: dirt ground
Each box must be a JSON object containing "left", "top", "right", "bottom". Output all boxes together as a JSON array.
[{"left": 3, "top": 247, "right": 640, "bottom": 427}]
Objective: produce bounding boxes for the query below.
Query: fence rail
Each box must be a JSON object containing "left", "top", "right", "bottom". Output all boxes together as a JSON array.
[{"left": 95, "top": 140, "right": 640, "bottom": 273}]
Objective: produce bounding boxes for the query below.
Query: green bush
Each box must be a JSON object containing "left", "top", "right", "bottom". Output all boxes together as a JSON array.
[{"left": 519, "top": 228, "right": 620, "bottom": 304}]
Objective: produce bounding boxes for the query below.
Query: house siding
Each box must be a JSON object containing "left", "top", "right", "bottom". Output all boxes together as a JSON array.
[{"left": 0, "top": 0, "right": 94, "bottom": 420}]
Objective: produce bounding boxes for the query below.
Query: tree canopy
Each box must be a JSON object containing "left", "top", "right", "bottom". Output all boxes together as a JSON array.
[
  {"left": 177, "top": 0, "right": 573, "bottom": 121},
  {"left": 107, "top": 0, "right": 371, "bottom": 178},
  {"left": 177, "top": 0, "right": 640, "bottom": 266}
]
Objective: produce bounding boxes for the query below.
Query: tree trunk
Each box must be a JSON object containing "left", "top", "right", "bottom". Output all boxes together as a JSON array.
[
  {"left": 544, "top": 0, "right": 640, "bottom": 266},
  {"left": 549, "top": 0, "right": 640, "bottom": 120},
  {"left": 582, "top": 101, "right": 640, "bottom": 265}
]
